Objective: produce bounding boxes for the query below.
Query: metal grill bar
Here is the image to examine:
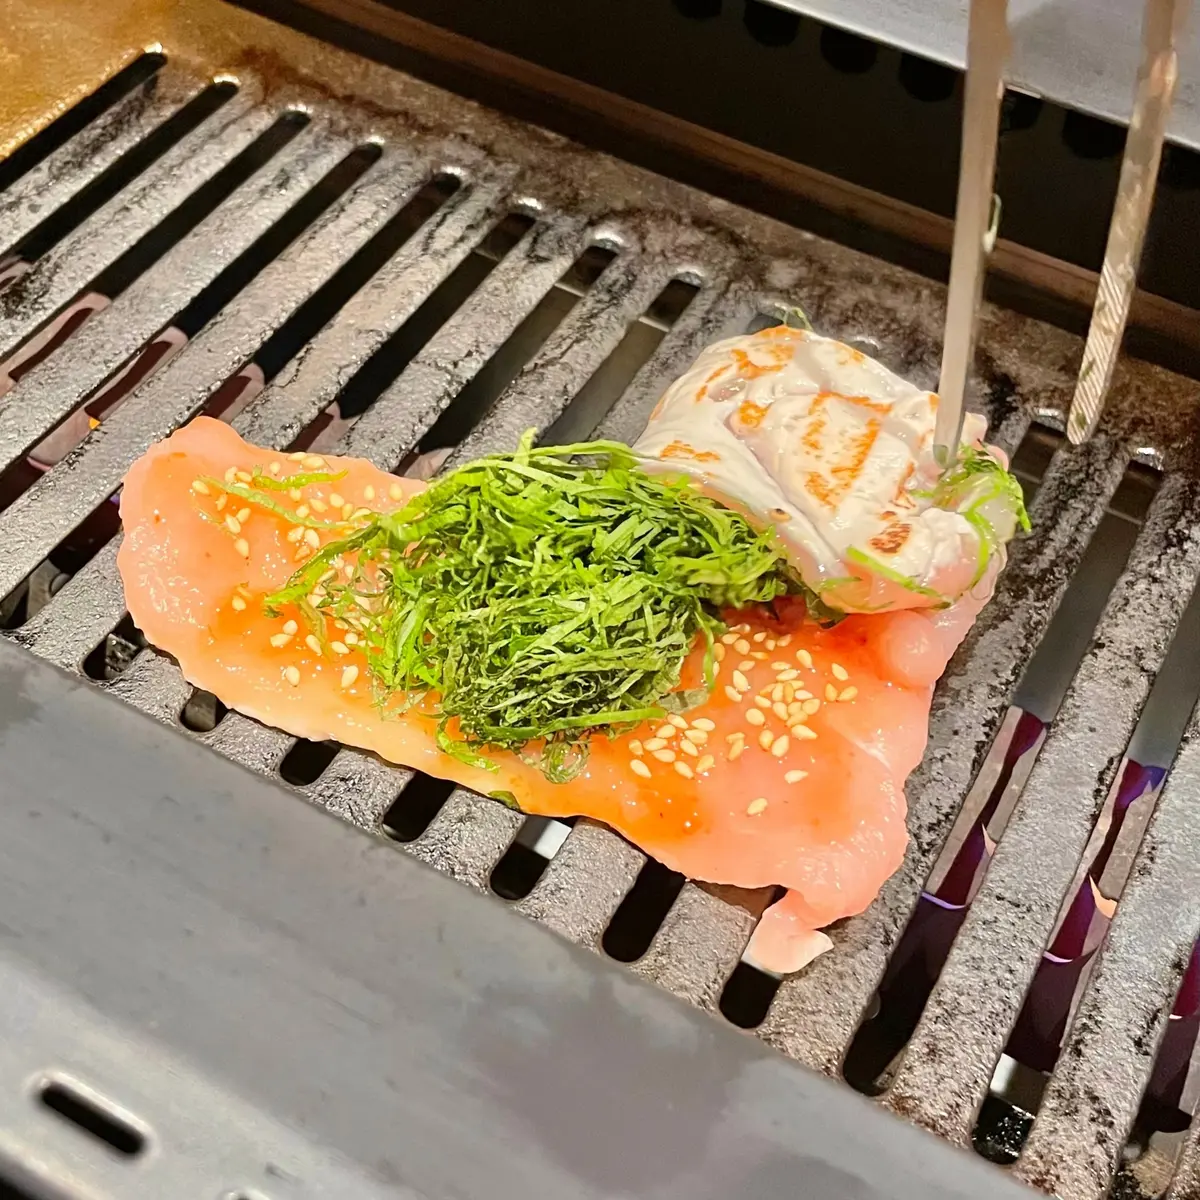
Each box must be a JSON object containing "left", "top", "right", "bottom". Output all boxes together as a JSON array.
[
  {"left": 0, "top": 118, "right": 350, "bottom": 480},
  {"left": 0, "top": 81, "right": 264, "bottom": 358},
  {"left": 884, "top": 471, "right": 1200, "bottom": 1143},
  {"left": 758, "top": 433, "right": 1128, "bottom": 1074},
  {"left": 0, "top": 65, "right": 198, "bottom": 251},
  {"left": 406, "top": 787, "right": 524, "bottom": 888}
]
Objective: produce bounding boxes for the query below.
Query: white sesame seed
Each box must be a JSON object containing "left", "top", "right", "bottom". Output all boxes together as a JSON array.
[
  {"left": 224, "top": 515, "right": 241, "bottom": 535},
  {"left": 696, "top": 755, "right": 714, "bottom": 772},
  {"left": 751, "top": 652, "right": 768, "bottom": 662},
  {"left": 771, "top": 661, "right": 790, "bottom": 671},
  {"left": 794, "top": 725, "right": 818, "bottom": 741},
  {"left": 839, "top": 686, "right": 859, "bottom": 702},
  {"left": 305, "top": 634, "right": 322, "bottom": 654},
  {"left": 289, "top": 452, "right": 306, "bottom": 462},
  {"left": 765, "top": 638, "right": 777, "bottom": 651},
  {"left": 786, "top": 713, "right": 809, "bottom": 729},
  {"left": 289, "top": 488, "right": 302, "bottom": 501},
  {"left": 732, "top": 623, "right": 751, "bottom": 634},
  {"left": 758, "top": 729, "right": 775, "bottom": 751},
  {"left": 796, "top": 649, "right": 813, "bottom": 668},
  {"left": 746, "top": 708, "right": 765, "bottom": 727},
  {"left": 746, "top": 797, "right": 768, "bottom": 816},
  {"left": 795, "top": 690, "right": 812, "bottom": 701},
  {"left": 344, "top": 632, "right": 359, "bottom": 645},
  {"left": 785, "top": 770, "right": 808, "bottom": 784},
  {"left": 364, "top": 485, "right": 375, "bottom": 501},
  {"left": 310, "top": 498, "right": 327, "bottom": 513},
  {"left": 329, "top": 492, "right": 345, "bottom": 509},
  {"left": 352, "top": 507, "right": 372, "bottom": 520},
  {"left": 216, "top": 494, "right": 227, "bottom": 511},
  {"left": 191, "top": 479, "right": 210, "bottom": 495},
  {"left": 389, "top": 482, "right": 403, "bottom": 501},
  {"left": 287, "top": 526, "right": 305, "bottom": 542},
  {"left": 270, "top": 632, "right": 292, "bottom": 648},
  {"left": 771, "top": 735, "right": 790, "bottom": 758},
  {"left": 284, "top": 666, "right": 301, "bottom": 686},
  {"left": 732, "top": 670, "right": 750, "bottom": 692},
  {"left": 224, "top": 467, "right": 238, "bottom": 483},
  {"left": 236, "top": 470, "right": 252, "bottom": 483},
  {"left": 331, "top": 641, "right": 349, "bottom": 655},
  {"left": 679, "top": 739, "right": 699, "bottom": 757},
  {"left": 777, "top": 669, "right": 799, "bottom": 681},
  {"left": 669, "top": 715, "right": 688, "bottom": 730},
  {"left": 643, "top": 737, "right": 667, "bottom": 752},
  {"left": 803, "top": 698, "right": 821, "bottom": 715},
  {"left": 754, "top": 695, "right": 772, "bottom": 709},
  {"left": 725, "top": 731, "right": 743, "bottom": 743},
  {"left": 692, "top": 718, "right": 715, "bottom": 731},
  {"left": 683, "top": 728, "right": 707, "bottom": 744},
  {"left": 236, "top": 508, "right": 251, "bottom": 524},
  {"left": 773, "top": 701, "right": 789, "bottom": 721},
  {"left": 654, "top": 725, "right": 676, "bottom": 740},
  {"left": 723, "top": 685, "right": 742, "bottom": 703},
  {"left": 713, "top": 643, "right": 726, "bottom": 662},
  {"left": 652, "top": 748, "right": 676, "bottom": 763},
  {"left": 825, "top": 684, "right": 839, "bottom": 702},
  {"left": 721, "top": 632, "right": 738, "bottom": 645},
  {"left": 231, "top": 595, "right": 247, "bottom": 611},
  {"left": 832, "top": 663, "right": 849, "bottom": 681},
  {"left": 234, "top": 538, "right": 250, "bottom": 558},
  {"left": 734, "top": 638, "right": 750, "bottom": 655},
  {"left": 269, "top": 462, "right": 282, "bottom": 475},
  {"left": 770, "top": 683, "right": 784, "bottom": 702},
  {"left": 296, "top": 504, "right": 310, "bottom": 519},
  {"left": 342, "top": 503, "right": 354, "bottom": 519},
  {"left": 281, "top": 620, "right": 297, "bottom": 635},
  {"left": 340, "top": 665, "right": 359, "bottom": 689},
  {"left": 752, "top": 631, "right": 767, "bottom": 643},
  {"left": 304, "top": 529, "right": 320, "bottom": 548},
  {"left": 778, "top": 635, "right": 792, "bottom": 647},
  {"left": 303, "top": 455, "right": 326, "bottom": 469},
  {"left": 630, "top": 758, "right": 651, "bottom": 779},
  {"left": 738, "top": 659, "right": 756, "bottom": 673},
  {"left": 629, "top": 740, "right": 644, "bottom": 756},
  {"left": 674, "top": 761, "right": 694, "bottom": 779},
  {"left": 728, "top": 741, "right": 745, "bottom": 761}
]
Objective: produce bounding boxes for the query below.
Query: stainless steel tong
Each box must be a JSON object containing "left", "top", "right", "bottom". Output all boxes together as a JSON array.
[{"left": 935, "top": 0, "right": 1191, "bottom": 464}]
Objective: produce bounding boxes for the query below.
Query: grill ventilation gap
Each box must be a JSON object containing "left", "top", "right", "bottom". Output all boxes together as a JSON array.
[
  {"left": 38, "top": 1080, "right": 146, "bottom": 1157},
  {"left": 602, "top": 859, "right": 685, "bottom": 963}
]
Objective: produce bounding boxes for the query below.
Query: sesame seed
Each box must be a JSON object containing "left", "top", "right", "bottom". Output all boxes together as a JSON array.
[
  {"left": 732, "top": 670, "right": 750, "bottom": 692},
  {"left": 736, "top": 659, "right": 753, "bottom": 673},
  {"left": 331, "top": 641, "right": 349, "bottom": 655},
  {"left": 305, "top": 634, "right": 322, "bottom": 654},
  {"left": 724, "top": 686, "right": 742, "bottom": 703},
  {"left": 746, "top": 797, "right": 768, "bottom": 816},
  {"left": 773, "top": 702, "right": 789, "bottom": 721},
  {"left": 839, "top": 686, "right": 859, "bottom": 702},
  {"left": 788, "top": 701, "right": 805, "bottom": 715},
  {"left": 630, "top": 758, "right": 651, "bottom": 779},
  {"left": 342, "top": 503, "right": 354, "bottom": 519},
  {"left": 728, "top": 741, "right": 745, "bottom": 761},
  {"left": 284, "top": 666, "right": 301, "bottom": 686},
  {"left": 310, "top": 498, "right": 327, "bottom": 513},
  {"left": 746, "top": 708, "right": 765, "bottom": 727},
  {"left": 765, "top": 638, "right": 777, "bottom": 651},
  {"left": 654, "top": 725, "right": 676, "bottom": 740},
  {"left": 629, "top": 740, "right": 644, "bottom": 756},
  {"left": 364, "top": 485, "right": 375, "bottom": 501},
  {"left": 191, "top": 479, "right": 210, "bottom": 495},
  {"left": 782, "top": 683, "right": 795, "bottom": 703},
  {"left": 758, "top": 729, "right": 775, "bottom": 751},
  {"left": 216, "top": 494, "right": 227, "bottom": 511},
  {"left": 282, "top": 620, "right": 298, "bottom": 634},
  {"left": 340, "top": 665, "right": 359, "bottom": 689},
  {"left": 825, "top": 684, "right": 839, "bottom": 702},
  {"left": 296, "top": 505, "right": 309, "bottom": 519},
  {"left": 832, "top": 663, "right": 849, "bottom": 681},
  {"left": 234, "top": 538, "right": 250, "bottom": 558},
  {"left": 287, "top": 526, "right": 305, "bottom": 542},
  {"left": 754, "top": 695, "right": 772, "bottom": 709},
  {"left": 721, "top": 632, "right": 738, "bottom": 645},
  {"left": 236, "top": 508, "right": 251, "bottom": 524},
  {"left": 303, "top": 455, "right": 326, "bottom": 469},
  {"left": 643, "top": 738, "right": 667, "bottom": 752},
  {"left": 224, "top": 515, "right": 241, "bottom": 535},
  {"left": 289, "top": 452, "right": 306, "bottom": 462},
  {"left": 268, "top": 462, "right": 282, "bottom": 475},
  {"left": 270, "top": 632, "right": 292, "bottom": 648},
  {"left": 786, "top": 713, "right": 808, "bottom": 729},
  {"left": 796, "top": 649, "right": 813, "bottom": 668},
  {"left": 795, "top": 690, "right": 812, "bottom": 701},
  {"left": 389, "top": 483, "right": 403, "bottom": 501},
  {"left": 770, "top": 683, "right": 784, "bottom": 701},
  {"left": 344, "top": 632, "right": 359, "bottom": 645},
  {"left": 652, "top": 748, "right": 676, "bottom": 763},
  {"left": 288, "top": 488, "right": 302, "bottom": 501},
  {"left": 224, "top": 467, "right": 237, "bottom": 483},
  {"left": 692, "top": 718, "right": 715, "bottom": 731},
  {"left": 683, "top": 728, "right": 708, "bottom": 744},
  {"left": 734, "top": 638, "right": 750, "bottom": 655},
  {"left": 794, "top": 725, "right": 818, "bottom": 741},
  {"left": 696, "top": 755, "right": 714, "bottom": 772},
  {"left": 732, "top": 623, "right": 751, "bottom": 634},
  {"left": 679, "top": 739, "right": 699, "bottom": 757},
  {"left": 713, "top": 643, "right": 726, "bottom": 662},
  {"left": 236, "top": 470, "right": 252, "bottom": 483},
  {"left": 751, "top": 652, "right": 768, "bottom": 662},
  {"left": 304, "top": 529, "right": 320, "bottom": 548},
  {"left": 669, "top": 715, "right": 688, "bottom": 730},
  {"left": 329, "top": 492, "right": 345, "bottom": 509},
  {"left": 725, "top": 731, "right": 743, "bottom": 743},
  {"left": 231, "top": 595, "right": 247, "bottom": 611},
  {"left": 777, "top": 668, "right": 799, "bottom": 681},
  {"left": 785, "top": 770, "right": 808, "bottom": 784},
  {"left": 674, "top": 761, "right": 694, "bottom": 779},
  {"left": 803, "top": 698, "right": 821, "bottom": 715},
  {"left": 752, "top": 631, "right": 767, "bottom": 643},
  {"left": 771, "top": 736, "right": 790, "bottom": 758},
  {"left": 771, "top": 661, "right": 790, "bottom": 671}
]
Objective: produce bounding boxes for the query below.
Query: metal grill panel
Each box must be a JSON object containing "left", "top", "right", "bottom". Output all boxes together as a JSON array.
[{"left": 7, "top": 31, "right": 1200, "bottom": 1199}]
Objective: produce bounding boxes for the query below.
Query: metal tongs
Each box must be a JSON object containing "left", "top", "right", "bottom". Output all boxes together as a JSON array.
[{"left": 934, "top": 0, "right": 1192, "bottom": 465}]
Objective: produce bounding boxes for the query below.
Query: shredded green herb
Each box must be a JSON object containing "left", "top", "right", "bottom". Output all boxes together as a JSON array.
[{"left": 265, "top": 433, "right": 803, "bottom": 780}]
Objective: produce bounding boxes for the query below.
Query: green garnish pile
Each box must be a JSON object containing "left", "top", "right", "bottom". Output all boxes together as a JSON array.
[{"left": 266, "top": 434, "right": 800, "bottom": 781}]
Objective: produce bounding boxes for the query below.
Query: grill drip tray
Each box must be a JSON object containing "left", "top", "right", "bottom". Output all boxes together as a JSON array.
[{"left": 4, "top": 3, "right": 1200, "bottom": 1197}]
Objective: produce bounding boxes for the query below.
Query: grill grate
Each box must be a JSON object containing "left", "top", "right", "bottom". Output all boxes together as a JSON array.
[{"left": 7, "top": 28, "right": 1200, "bottom": 1200}]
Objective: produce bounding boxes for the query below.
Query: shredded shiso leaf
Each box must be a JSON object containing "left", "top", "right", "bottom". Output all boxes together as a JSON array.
[{"left": 264, "top": 432, "right": 804, "bottom": 781}]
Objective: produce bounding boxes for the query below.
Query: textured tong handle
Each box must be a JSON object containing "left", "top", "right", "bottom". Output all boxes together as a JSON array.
[
  {"left": 935, "top": 0, "right": 1010, "bottom": 468},
  {"left": 1066, "top": 0, "right": 1191, "bottom": 445}
]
